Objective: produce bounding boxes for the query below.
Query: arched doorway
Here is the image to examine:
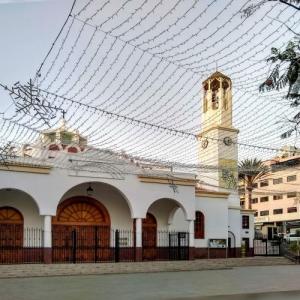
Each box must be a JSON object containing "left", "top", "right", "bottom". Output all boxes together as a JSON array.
[
  {"left": 142, "top": 213, "right": 157, "bottom": 260},
  {"left": 0, "top": 207, "right": 23, "bottom": 246},
  {"left": 0, "top": 207, "right": 23, "bottom": 263},
  {"left": 52, "top": 196, "right": 111, "bottom": 263},
  {"left": 143, "top": 198, "right": 190, "bottom": 261}
]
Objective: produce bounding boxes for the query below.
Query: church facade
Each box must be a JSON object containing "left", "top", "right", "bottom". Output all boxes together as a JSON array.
[{"left": 0, "top": 72, "right": 254, "bottom": 264}]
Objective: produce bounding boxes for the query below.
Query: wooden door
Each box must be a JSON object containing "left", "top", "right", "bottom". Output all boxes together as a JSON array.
[
  {"left": 52, "top": 197, "right": 111, "bottom": 263},
  {"left": 142, "top": 213, "right": 157, "bottom": 260},
  {"left": 0, "top": 207, "right": 24, "bottom": 263}
]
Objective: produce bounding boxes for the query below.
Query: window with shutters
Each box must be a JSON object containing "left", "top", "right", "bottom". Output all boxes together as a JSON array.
[
  {"left": 287, "top": 175, "right": 296, "bottom": 182},
  {"left": 242, "top": 215, "right": 249, "bottom": 229}
]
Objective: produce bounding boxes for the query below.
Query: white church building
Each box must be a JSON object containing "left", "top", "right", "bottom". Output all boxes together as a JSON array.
[{"left": 0, "top": 72, "right": 254, "bottom": 264}]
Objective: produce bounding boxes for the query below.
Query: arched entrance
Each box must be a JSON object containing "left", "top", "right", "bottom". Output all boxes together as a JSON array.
[
  {"left": 52, "top": 196, "right": 111, "bottom": 263},
  {"left": 0, "top": 189, "right": 44, "bottom": 264},
  {"left": 0, "top": 207, "right": 23, "bottom": 247},
  {"left": 0, "top": 207, "right": 23, "bottom": 263},
  {"left": 142, "top": 213, "right": 157, "bottom": 260},
  {"left": 142, "top": 198, "right": 190, "bottom": 261}
]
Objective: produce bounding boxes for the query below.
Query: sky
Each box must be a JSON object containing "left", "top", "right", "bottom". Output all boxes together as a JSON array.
[
  {"left": 0, "top": 0, "right": 72, "bottom": 87},
  {"left": 0, "top": 0, "right": 299, "bottom": 167}
]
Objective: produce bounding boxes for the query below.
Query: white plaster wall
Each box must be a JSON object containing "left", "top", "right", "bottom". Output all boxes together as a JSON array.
[
  {"left": 227, "top": 192, "right": 241, "bottom": 211},
  {"left": 0, "top": 169, "right": 196, "bottom": 220},
  {"left": 195, "top": 196, "right": 228, "bottom": 248},
  {"left": 169, "top": 208, "right": 189, "bottom": 231},
  {"left": 228, "top": 208, "right": 242, "bottom": 248},
  {"left": 0, "top": 169, "right": 247, "bottom": 249},
  {"left": 0, "top": 189, "right": 43, "bottom": 228}
]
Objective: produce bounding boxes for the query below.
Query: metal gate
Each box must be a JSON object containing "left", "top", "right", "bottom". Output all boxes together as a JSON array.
[
  {"left": 142, "top": 231, "right": 189, "bottom": 261},
  {"left": 52, "top": 226, "right": 135, "bottom": 263},
  {"left": 168, "top": 232, "right": 189, "bottom": 260},
  {"left": 254, "top": 239, "right": 281, "bottom": 256},
  {"left": 0, "top": 225, "right": 43, "bottom": 264}
]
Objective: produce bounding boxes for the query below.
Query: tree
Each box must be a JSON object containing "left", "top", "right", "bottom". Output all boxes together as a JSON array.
[
  {"left": 242, "top": 1, "right": 300, "bottom": 139},
  {"left": 242, "top": 1, "right": 300, "bottom": 18},
  {"left": 260, "top": 38, "right": 300, "bottom": 138},
  {"left": 238, "top": 158, "right": 269, "bottom": 209}
]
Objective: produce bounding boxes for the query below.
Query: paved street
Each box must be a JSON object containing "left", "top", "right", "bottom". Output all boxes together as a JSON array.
[{"left": 1, "top": 265, "right": 300, "bottom": 300}]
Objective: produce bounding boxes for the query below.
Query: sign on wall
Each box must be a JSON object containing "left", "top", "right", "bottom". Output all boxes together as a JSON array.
[{"left": 208, "top": 239, "right": 227, "bottom": 248}]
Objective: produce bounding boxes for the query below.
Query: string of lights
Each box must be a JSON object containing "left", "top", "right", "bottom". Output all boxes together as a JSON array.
[{"left": 1, "top": 0, "right": 299, "bottom": 174}]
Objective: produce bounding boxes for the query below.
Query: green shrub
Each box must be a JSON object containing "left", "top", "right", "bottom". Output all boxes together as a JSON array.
[{"left": 289, "top": 241, "right": 300, "bottom": 255}]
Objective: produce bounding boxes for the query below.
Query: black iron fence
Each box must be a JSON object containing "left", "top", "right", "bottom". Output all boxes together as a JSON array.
[
  {"left": 0, "top": 225, "right": 44, "bottom": 264},
  {"left": 253, "top": 239, "right": 281, "bottom": 256},
  {"left": 0, "top": 224, "right": 190, "bottom": 264},
  {"left": 280, "top": 241, "right": 300, "bottom": 263},
  {"left": 52, "top": 227, "right": 189, "bottom": 263},
  {"left": 142, "top": 231, "right": 189, "bottom": 261}
]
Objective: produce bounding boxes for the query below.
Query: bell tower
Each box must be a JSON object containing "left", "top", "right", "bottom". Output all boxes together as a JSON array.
[
  {"left": 202, "top": 71, "right": 232, "bottom": 131},
  {"left": 198, "top": 71, "right": 239, "bottom": 191}
]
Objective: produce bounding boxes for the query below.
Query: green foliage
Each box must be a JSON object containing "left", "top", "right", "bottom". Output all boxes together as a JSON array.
[
  {"left": 260, "top": 38, "right": 300, "bottom": 139},
  {"left": 259, "top": 40, "right": 300, "bottom": 97},
  {"left": 238, "top": 158, "right": 269, "bottom": 181},
  {"left": 241, "top": 0, "right": 300, "bottom": 139},
  {"left": 238, "top": 158, "right": 269, "bottom": 209},
  {"left": 289, "top": 241, "right": 300, "bottom": 254}
]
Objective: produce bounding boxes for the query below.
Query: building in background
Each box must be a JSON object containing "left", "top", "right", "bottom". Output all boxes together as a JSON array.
[{"left": 240, "top": 146, "right": 300, "bottom": 239}]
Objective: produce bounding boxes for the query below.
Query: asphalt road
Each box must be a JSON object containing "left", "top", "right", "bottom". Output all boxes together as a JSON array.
[{"left": 1, "top": 265, "right": 300, "bottom": 300}]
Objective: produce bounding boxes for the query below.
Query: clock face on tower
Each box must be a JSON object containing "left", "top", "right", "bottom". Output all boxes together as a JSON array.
[
  {"left": 223, "top": 136, "right": 233, "bottom": 146},
  {"left": 201, "top": 138, "right": 209, "bottom": 149}
]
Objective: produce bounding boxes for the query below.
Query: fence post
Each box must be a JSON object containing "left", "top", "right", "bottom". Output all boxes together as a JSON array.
[
  {"left": 168, "top": 232, "right": 171, "bottom": 260},
  {"left": 115, "top": 230, "right": 120, "bottom": 262},
  {"left": 72, "top": 229, "right": 76, "bottom": 264},
  {"left": 265, "top": 239, "right": 268, "bottom": 256},
  {"left": 178, "top": 232, "right": 181, "bottom": 260},
  {"left": 94, "top": 226, "right": 98, "bottom": 263},
  {"left": 186, "top": 232, "right": 190, "bottom": 260}
]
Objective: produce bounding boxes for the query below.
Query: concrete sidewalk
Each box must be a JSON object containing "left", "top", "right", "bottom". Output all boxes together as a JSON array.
[{"left": 0, "top": 257, "right": 293, "bottom": 278}]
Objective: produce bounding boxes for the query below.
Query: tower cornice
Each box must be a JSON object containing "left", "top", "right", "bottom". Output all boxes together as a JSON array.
[
  {"left": 203, "top": 71, "right": 231, "bottom": 83},
  {"left": 197, "top": 125, "right": 239, "bottom": 138}
]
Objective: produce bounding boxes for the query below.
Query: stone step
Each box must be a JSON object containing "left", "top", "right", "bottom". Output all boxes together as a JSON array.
[{"left": 0, "top": 257, "right": 294, "bottom": 279}]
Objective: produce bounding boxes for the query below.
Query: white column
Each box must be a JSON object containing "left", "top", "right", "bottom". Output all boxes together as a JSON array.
[
  {"left": 43, "top": 215, "right": 52, "bottom": 248},
  {"left": 135, "top": 218, "right": 142, "bottom": 247},
  {"left": 188, "top": 220, "right": 195, "bottom": 247}
]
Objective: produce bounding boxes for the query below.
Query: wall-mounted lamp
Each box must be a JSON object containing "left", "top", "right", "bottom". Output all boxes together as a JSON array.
[{"left": 86, "top": 183, "right": 93, "bottom": 196}]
